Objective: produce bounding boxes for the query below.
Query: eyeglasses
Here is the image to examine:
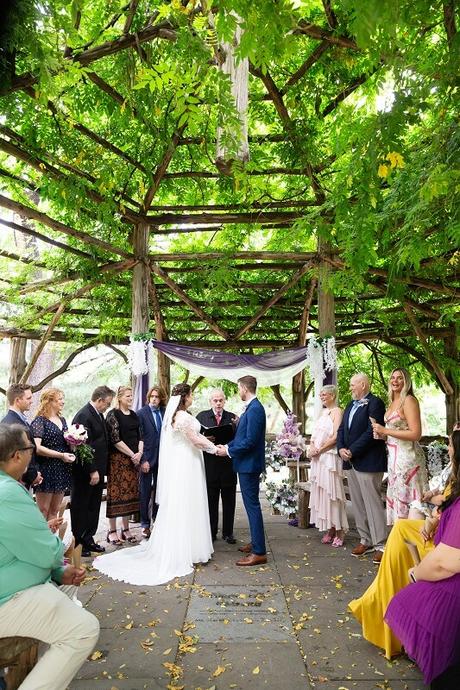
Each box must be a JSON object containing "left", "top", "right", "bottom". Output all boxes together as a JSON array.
[{"left": 17, "top": 445, "right": 35, "bottom": 452}]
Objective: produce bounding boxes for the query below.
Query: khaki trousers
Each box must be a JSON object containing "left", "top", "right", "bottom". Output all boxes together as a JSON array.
[
  {"left": 0, "top": 583, "right": 99, "bottom": 690},
  {"left": 346, "top": 468, "right": 387, "bottom": 549}
]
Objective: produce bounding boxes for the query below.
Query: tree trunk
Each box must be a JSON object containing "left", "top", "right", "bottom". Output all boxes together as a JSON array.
[
  {"left": 132, "top": 223, "right": 150, "bottom": 399},
  {"left": 148, "top": 267, "right": 170, "bottom": 394},
  {"left": 9, "top": 338, "right": 27, "bottom": 384},
  {"left": 317, "top": 237, "right": 336, "bottom": 385},
  {"left": 292, "top": 370, "right": 306, "bottom": 433},
  {"left": 445, "top": 330, "right": 459, "bottom": 433}
]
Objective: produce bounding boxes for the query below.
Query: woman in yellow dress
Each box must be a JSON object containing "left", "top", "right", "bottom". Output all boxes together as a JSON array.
[{"left": 348, "top": 430, "right": 458, "bottom": 659}]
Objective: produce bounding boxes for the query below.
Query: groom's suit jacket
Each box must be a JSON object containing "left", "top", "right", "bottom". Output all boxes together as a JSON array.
[
  {"left": 228, "top": 398, "right": 266, "bottom": 475},
  {"left": 336, "top": 392, "right": 387, "bottom": 473}
]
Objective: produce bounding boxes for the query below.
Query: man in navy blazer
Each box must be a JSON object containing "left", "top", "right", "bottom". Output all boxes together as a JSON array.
[
  {"left": 337, "top": 373, "right": 387, "bottom": 561},
  {"left": 216, "top": 375, "right": 267, "bottom": 566},
  {"left": 137, "top": 385, "right": 166, "bottom": 538},
  {"left": 1, "top": 383, "right": 41, "bottom": 489}
]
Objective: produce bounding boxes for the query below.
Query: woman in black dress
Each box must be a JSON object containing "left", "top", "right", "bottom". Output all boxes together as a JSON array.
[
  {"left": 31, "top": 388, "right": 75, "bottom": 519},
  {"left": 106, "top": 386, "right": 143, "bottom": 544}
]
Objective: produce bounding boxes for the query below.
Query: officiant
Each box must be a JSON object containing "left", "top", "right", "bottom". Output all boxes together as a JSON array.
[{"left": 197, "top": 389, "right": 238, "bottom": 544}]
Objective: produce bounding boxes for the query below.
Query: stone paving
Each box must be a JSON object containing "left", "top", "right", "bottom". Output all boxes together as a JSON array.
[{"left": 69, "top": 495, "right": 428, "bottom": 690}]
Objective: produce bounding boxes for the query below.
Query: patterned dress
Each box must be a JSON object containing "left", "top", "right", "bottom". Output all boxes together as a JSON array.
[
  {"left": 106, "top": 409, "right": 142, "bottom": 518},
  {"left": 385, "top": 411, "right": 428, "bottom": 524},
  {"left": 30, "top": 415, "right": 72, "bottom": 493}
]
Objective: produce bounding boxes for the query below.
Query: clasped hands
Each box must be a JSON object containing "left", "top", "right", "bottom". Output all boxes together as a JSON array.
[
  {"left": 339, "top": 448, "right": 352, "bottom": 461},
  {"left": 61, "top": 565, "right": 87, "bottom": 586},
  {"left": 215, "top": 445, "right": 228, "bottom": 457}
]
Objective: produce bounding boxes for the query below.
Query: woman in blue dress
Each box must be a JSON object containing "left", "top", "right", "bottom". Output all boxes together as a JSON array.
[{"left": 31, "top": 388, "right": 75, "bottom": 520}]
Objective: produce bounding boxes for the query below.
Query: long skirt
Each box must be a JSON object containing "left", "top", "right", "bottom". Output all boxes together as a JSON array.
[{"left": 106, "top": 451, "right": 140, "bottom": 518}]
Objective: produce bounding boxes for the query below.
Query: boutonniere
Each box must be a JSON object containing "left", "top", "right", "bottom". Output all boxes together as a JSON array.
[{"left": 356, "top": 399, "right": 369, "bottom": 408}]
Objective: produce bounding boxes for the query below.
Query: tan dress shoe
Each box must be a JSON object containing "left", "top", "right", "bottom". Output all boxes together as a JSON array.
[
  {"left": 238, "top": 543, "right": 252, "bottom": 553},
  {"left": 351, "top": 543, "right": 374, "bottom": 557},
  {"left": 236, "top": 553, "right": 267, "bottom": 566}
]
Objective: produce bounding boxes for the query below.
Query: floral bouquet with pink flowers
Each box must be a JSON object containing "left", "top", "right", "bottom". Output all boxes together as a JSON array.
[
  {"left": 274, "top": 413, "right": 307, "bottom": 461},
  {"left": 64, "top": 423, "right": 94, "bottom": 465}
]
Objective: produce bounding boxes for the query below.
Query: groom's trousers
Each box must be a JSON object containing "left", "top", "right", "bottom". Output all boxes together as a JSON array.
[{"left": 239, "top": 472, "right": 266, "bottom": 555}]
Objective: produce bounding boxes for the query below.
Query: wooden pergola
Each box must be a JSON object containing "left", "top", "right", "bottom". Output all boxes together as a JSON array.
[{"left": 0, "top": 2, "right": 458, "bottom": 430}]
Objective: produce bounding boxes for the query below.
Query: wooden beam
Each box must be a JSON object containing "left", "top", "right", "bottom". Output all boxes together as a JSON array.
[
  {"left": 403, "top": 303, "right": 454, "bottom": 395},
  {"left": 31, "top": 344, "right": 92, "bottom": 392},
  {"left": 0, "top": 218, "right": 93, "bottom": 259},
  {"left": 147, "top": 210, "right": 304, "bottom": 225},
  {"left": 294, "top": 20, "right": 359, "bottom": 50},
  {"left": 271, "top": 385, "right": 291, "bottom": 413},
  {"left": 143, "top": 126, "right": 187, "bottom": 211},
  {"left": 299, "top": 278, "right": 317, "bottom": 346},
  {"left": 149, "top": 263, "right": 230, "bottom": 340},
  {"left": 148, "top": 200, "right": 319, "bottom": 212},
  {"left": 148, "top": 271, "right": 170, "bottom": 393},
  {"left": 19, "top": 304, "right": 66, "bottom": 383},
  {"left": 232, "top": 263, "right": 314, "bottom": 339},
  {"left": 281, "top": 41, "right": 330, "bottom": 93},
  {"left": 19, "top": 260, "right": 135, "bottom": 295},
  {"left": 149, "top": 251, "right": 319, "bottom": 262},
  {"left": 0, "top": 194, "right": 133, "bottom": 259}
]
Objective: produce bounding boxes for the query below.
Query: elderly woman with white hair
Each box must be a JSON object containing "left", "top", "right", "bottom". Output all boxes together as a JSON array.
[{"left": 308, "top": 384, "right": 348, "bottom": 547}]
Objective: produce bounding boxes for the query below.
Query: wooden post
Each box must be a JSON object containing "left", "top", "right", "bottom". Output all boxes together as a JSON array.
[
  {"left": 445, "top": 330, "right": 459, "bottom": 433},
  {"left": 317, "top": 237, "right": 336, "bottom": 384},
  {"left": 292, "top": 278, "right": 316, "bottom": 432},
  {"left": 9, "top": 338, "right": 27, "bottom": 384},
  {"left": 132, "top": 223, "right": 150, "bottom": 397},
  {"left": 19, "top": 304, "right": 65, "bottom": 384},
  {"left": 148, "top": 266, "right": 170, "bottom": 394}
]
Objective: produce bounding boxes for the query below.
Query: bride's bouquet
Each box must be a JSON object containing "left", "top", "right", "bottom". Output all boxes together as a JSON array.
[{"left": 64, "top": 424, "right": 95, "bottom": 465}]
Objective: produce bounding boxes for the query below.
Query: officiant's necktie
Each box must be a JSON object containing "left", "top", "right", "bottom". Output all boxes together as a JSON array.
[{"left": 215, "top": 412, "right": 222, "bottom": 425}]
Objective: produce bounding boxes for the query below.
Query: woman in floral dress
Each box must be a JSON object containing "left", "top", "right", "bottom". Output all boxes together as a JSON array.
[{"left": 371, "top": 368, "right": 428, "bottom": 524}]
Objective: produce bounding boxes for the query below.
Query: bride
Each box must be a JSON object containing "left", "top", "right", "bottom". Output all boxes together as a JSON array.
[{"left": 93, "top": 383, "right": 218, "bottom": 586}]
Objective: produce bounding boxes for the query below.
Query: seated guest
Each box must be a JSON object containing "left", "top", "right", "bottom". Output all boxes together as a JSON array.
[
  {"left": 385, "top": 429, "right": 460, "bottom": 689},
  {"left": 0, "top": 423, "right": 99, "bottom": 690},
  {"left": 349, "top": 429, "right": 459, "bottom": 659},
  {"left": 1, "top": 383, "right": 41, "bottom": 489}
]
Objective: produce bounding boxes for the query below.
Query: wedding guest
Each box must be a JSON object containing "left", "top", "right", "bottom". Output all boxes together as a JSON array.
[
  {"left": 137, "top": 385, "right": 167, "bottom": 538},
  {"left": 349, "top": 429, "right": 459, "bottom": 660},
  {"left": 308, "top": 385, "right": 348, "bottom": 547},
  {"left": 371, "top": 368, "right": 428, "bottom": 524},
  {"left": 197, "top": 389, "right": 238, "bottom": 544},
  {"left": 1, "top": 383, "right": 41, "bottom": 489},
  {"left": 71, "top": 385, "right": 115, "bottom": 557},
  {"left": 385, "top": 429, "right": 460, "bottom": 689},
  {"left": 0, "top": 423, "right": 99, "bottom": 690},
  {"left": 31, "top": 388, "right": 75, "bottom": 520},
  {"left": 105, "top": 386, "right": 143, "bottom": 544},
  {"left": 337, "top": 373, "right": 387, "bottom": 563}
]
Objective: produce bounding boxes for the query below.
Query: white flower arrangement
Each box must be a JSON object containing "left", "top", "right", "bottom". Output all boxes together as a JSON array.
[
  {"left": 426, "top": 440, "right": 449, "bottom": 479},
  {"left": 265, "top": 479, "right": 297, "bottom": 516}
]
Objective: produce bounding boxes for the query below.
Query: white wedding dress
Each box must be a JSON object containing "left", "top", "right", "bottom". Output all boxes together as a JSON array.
[{"left": 93, "top": 400, "right": 215, "bottom": 586}]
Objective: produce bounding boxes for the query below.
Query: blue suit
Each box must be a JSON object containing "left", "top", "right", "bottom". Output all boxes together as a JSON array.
[
  {"left": 137, "top": 405, "right": 165, "bottom": 528},
  {"left": 228, "top": 398, "right": 266, "bottom": 555}
]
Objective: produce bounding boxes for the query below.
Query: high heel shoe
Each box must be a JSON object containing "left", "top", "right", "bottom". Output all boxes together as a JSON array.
[
  {"left": 120, "top": 528, "right": 138, "bottom": 543},
  {"left": 106, "top": 530, "right": 122, "bottom": 545}
]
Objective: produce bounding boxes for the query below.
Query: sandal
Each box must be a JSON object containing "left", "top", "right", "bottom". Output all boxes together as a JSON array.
[
  {"left": 332, "top": 536, "right": 344, "bottom": 548},
  {"left": 321, "top": 530, "right": 335, "bottom": 544},
  {"left": 120, "top": 528, "right": 138, "bottom": 543},
  {"left": 106, "top": 530, "right": 122, "bottom": 545}
]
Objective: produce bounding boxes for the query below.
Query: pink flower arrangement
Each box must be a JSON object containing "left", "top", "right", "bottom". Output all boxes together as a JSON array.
[
  {"left": 64, "top": 424, "right": 94, "bottom": 465},
  {"left": 274, "top": 413, "right": 307, "bottom": 461}
]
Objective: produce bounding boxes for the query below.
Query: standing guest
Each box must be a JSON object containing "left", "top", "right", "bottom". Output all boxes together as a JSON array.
[
  {"left": 105, "top": 386, "right": 143, "bottom": 545},
  {"left": 71, "top": 385, "right": 115, "bottom": 557},
  {"left": 308, "top": 385, "right": 348, "bottom": 547},
  {"left": 385, "top": 429, "right": 460, "bottom": 690},
  {"left": 337, "top": 373, "right": 387, "bottom": 564},
  {"left": 1, "top": 383, "right": 41, "bottom": 489},
  {"left": 31, "top": 388, "right": 75, "bottom": 520},
  {"left": 371, "top": 368, "right": 428, "bottom": 524},
  {"left": 216, "top": 376, "right": 267, "bottom": 566},
  {"left": 0, "top": 423, "right": 99, "bottom": 690},
  {"left": 197, "top": 389, "right": 238, "bottom": 544},
  {"left": 137, "top": 385, "right": 167, "bottom": 538}
]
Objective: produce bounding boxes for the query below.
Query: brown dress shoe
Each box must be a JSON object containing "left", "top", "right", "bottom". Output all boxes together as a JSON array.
[
  {"left": 372, "top": 550, "right": 383, "bottom": 564},
  {"left": 238, "top": 543, "right": 252, "bottom": 553},
  {"left": 351, "top": 543, "right": 374, "bottom": 557},
  {"left": 236, "top": 553, "right": 267, "bottom": 567}
]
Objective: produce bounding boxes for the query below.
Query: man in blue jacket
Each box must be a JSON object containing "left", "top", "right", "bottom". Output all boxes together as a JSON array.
[
  {"left": 1, "top": 383, "right": 41, "bottom": 489},
  {"left": 217, "top": 375, "right": 267, "bottom": 566},
  {"left": 137, "top": 385, "right": 166, "bottom": 538},
  {"left": 337, "top": 373, "right": 388, "bottom": 562}
]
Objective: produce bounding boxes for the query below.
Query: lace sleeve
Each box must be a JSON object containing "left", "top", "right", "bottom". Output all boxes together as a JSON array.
[
  {"left": 174, "top": 412, "right": 217, "bottom": 453},
  {"left": 106, "top": 411, "right": 121, "bottom": 444}
]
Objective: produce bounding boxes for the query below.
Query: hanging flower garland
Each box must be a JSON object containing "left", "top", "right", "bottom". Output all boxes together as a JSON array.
[
  {"left": 306, "top": 335, "right": 337, "bottom": 419},
  {"left": 128, "top": 334, "right": 151, "bottom": 376}
]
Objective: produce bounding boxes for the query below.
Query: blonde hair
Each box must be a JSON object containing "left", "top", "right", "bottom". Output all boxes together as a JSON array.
[
  {"left": 321, "top": 384, "right": 337, "bottom": 400},
  {"left": 114, "top": 386, "right": 132, "bottom": 409},
  {"left": 35, "top": 388, "right": 64, "bottom": 418},
  {"left": 388, "top": 368, "right": 415, "bottom": 408}
]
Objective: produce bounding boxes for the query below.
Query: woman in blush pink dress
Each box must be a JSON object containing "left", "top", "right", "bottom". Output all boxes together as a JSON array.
[{"left": 308, "top": 385, "right": 348, "bottom": 547}]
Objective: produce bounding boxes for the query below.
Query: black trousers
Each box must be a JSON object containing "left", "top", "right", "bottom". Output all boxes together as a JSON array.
[
  {"left": 70, "top": 477, "right": 104, "bottom": 546},
  {"left": 207, "top": 484, "right": 236, "bottom": 539},
  {"left": 431, "top": 662, "right": 460, "bottom": 690},
  {"left": 139, "top": 466, "right": 159, "bottom": 528}
]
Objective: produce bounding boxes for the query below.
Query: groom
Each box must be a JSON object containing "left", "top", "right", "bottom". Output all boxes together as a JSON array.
[{"left": 216, "top": 375, "right": 267, "bottom": 566}]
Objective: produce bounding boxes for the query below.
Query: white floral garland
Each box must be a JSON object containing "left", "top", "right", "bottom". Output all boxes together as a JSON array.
[
  {"left": 306, "top": 335, "right": 337, "bottom": 419},
  {"left": 128, "top": 338, "right": 149, "bottom": 376}
]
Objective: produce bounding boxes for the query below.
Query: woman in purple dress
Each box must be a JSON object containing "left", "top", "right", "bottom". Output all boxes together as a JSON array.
[{"left": 385, "top": 429, "right": 460, "bottom": 689}]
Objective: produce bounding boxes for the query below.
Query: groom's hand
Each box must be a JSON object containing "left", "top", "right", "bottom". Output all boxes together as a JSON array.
[{"left": 215, "top": 445, "right": 228, "bottom": 457}]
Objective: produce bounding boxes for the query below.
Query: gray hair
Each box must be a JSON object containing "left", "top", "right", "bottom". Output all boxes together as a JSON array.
[
  {"left": 352, "top": 372, "right": 370, "bottom": 387},
  {"left": 209, "top": 388, "right": 226, "bottom": 401},
  {"left": 321, "top": 385, "right": 337, "bottom": 399},
  {"left": 0, "top": 423, "right": 28, "bottom": 464}
]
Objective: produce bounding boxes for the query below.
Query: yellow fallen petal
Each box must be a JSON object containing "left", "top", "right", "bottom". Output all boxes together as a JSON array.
[
  {"left": 163, "top": 647, "right": 172, "bottom": 655},
  {"left": 212, "top": 665, "right": 226, "bottom": 677},
  {"left": 252, "top": 666, "right": 260, "bottom": 674},
  {"left": 244, "top": 617, "right": 253, "bottom": 624},
  {"left": 90, "top": 650, "right": 103, "bottom": 660}
]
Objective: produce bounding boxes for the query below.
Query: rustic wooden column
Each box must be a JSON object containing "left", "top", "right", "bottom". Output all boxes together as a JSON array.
[
  {"left": 9, "top": 338, "right": 27, "bottom": 384},
  {"left": 148, "top": 267, "right": 170, "bottom": 394},
  {"left": 317, "top": 237, "right": 336, "bottom": 384},
  {"left": 132, "top": 223, "right": 150, "bottom": 388},
  {"left": 292, "top": 278, "right": 317, "bottom": 433},
  {"left": 445, "top": 330, "right": 459, "bottom": 433}
]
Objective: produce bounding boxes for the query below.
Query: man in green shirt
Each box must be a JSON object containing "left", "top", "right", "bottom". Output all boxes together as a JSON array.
[{"left": 0, "top": 424, "right": 99, "bottom": 690}]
